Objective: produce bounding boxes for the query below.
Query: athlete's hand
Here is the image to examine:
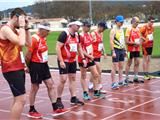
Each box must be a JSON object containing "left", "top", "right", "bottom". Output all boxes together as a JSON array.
[
  {"left": 82, "top": 59, "right": 87, "bottom": 68},
  {"left": 112, "top": 51, "right": 116, "bottom": 58},
  {"left": 88, "top": 55, "right": 94, "bottom": 61},
  {"left": 60, "top": 61, "right": 66, "bottom": 69},
  {"left": 25, "top": 67, "right": 29, "bottom": 73},
  {"left": 19, "top": 15, "right": 26, "bottom": 27},
  {"left": 103, "top": 54, "right": 107, "bottom": 59},
  {"left": 124, "top": 51, "right": 128, "bottom": 58}
]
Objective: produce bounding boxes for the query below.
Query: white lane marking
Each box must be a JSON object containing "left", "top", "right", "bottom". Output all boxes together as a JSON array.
[
  {"left": 102, "top": 97, "right": 160, "bottom": 120},
  {"left": 136, "top": 88, "right": 160, "bottom": 93},
  {"left": 70, "top": 110, "right": 97, "bottom": 117}
]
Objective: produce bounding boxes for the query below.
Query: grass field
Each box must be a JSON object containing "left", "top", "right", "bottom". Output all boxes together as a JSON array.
[{"left": 44, "top": 27, "right": 160, "bottom": 57}]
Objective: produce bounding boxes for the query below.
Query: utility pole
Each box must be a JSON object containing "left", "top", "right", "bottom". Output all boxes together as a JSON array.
[{"left": 89, "top": 0, "right": 93, "bottom": 25}]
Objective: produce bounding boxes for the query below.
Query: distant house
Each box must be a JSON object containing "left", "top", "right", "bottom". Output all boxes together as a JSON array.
[
  {"left": 0, "top": 18, "right": 9, "bottom": 25},
  {"left": 29, "top": 18, "right": 68, "bottom": 29}
]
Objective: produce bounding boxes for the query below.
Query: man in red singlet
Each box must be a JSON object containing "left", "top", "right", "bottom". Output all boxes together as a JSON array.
[
  {"left": 125, "top": 17, "right": 144, "bottom": 83},
  {"left": 0, "top": 8, "right": 31, "bottom": 120},
  {"left": 140, "top": 16, "right": 155, "bottom": 80},
  {"left": 78, "top": 21, "right": 103, "bottom": 100},
  {"left": 25, "top": 22, "right": 67, "bottom": 119},
  {"left": 56, "top": 21, "right": 86, "bottom": 106},
  {"left": 89, "top": 21, "right": 107, "bottom": 93}
]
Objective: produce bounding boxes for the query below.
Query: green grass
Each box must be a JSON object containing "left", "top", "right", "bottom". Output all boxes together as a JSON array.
[{"left": 36, "top": 27, "right": 160, "bottom": 57}]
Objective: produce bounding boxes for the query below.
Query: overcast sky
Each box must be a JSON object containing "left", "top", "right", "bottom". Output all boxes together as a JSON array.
[{"left": 0, "top": 0, "right": 35, "bottom": 11}]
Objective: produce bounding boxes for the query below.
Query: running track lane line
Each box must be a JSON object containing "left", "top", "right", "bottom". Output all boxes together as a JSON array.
[
  {"left": 0, "top": 109, "right": 57, "bottom": 120},
  {"left": 101, "top": 96, "right": 160, "bottom": 120}
]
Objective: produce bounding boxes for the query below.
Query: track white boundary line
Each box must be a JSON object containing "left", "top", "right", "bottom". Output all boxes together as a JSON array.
[
  {"left": 0, "top": 96, "right": 12, "bottom": 101},
  {"left": 50, "top": 69, "right": 160, "bottom": 79},
  {"left": 85, "top": 103, "right": 125, "bottom": 111},
  {"left": 0, "top": 109, "right": 56, "bottom": 120},
  {"left": 105, "top": 90, "right": 154, "bottom": 98},
  {"left": 102, "top": 96, "right": 160, "bottom": 120},
  {"left": 129, "top": 109, "right": 160, "bottom": 117}
]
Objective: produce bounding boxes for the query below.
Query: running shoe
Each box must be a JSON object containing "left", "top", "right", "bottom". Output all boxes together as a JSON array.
[
  {"left": 27, "top": 111, "right": 43, "bottom": 119},
  {"left": 133, "top": 76, "right": 144, "bottom": 83},
  {"left": 83, "top": 92, "right": 91, "bottom": 100},
  {"left": 56, "top": 98, "right": 64, "bottom": 109},
  {"left": 111, "top": 82, "right": 119, "bottom": 90},
  {"left": 144, "top": 75, "right": 150, "bottom": 80},
  {"left": 93, "top": 90, "right": 105, "bottom": 98},
  {"left": 52, "top": 108, "right": 69, "bottom": 117},
  {"left": 70, "top": 97, "right": 84, "bottom": 105}
]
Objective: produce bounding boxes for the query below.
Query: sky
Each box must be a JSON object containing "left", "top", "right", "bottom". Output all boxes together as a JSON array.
[
  {"left": 0, "top": 0, "right": 35, "bottom": 11},
  {"left": 0, "top": 0, "right": 156, "bottom": 11}
]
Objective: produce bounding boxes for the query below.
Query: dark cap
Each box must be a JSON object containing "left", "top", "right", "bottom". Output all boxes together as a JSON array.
[
  {"left": 148, "top": 16, "right": 155, "bottom": 22},
  {"left": 82, "top": 21, "right": 91, "bottom": 27},
  {"left": 98, "top": 21, "right": 107, "bottom": 29}
]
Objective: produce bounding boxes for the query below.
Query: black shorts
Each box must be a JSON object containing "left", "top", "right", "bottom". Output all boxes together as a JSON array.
[
  {"left": 128, "top": 51, "right": 140, "bottom": 59},
  {"left": 94, "top": 58, "right": 101, "bottom": 62},
  {"left": 29, "top": 62, "right": 51, "bottom": 84},
  {"left": 58, "top": 61, "right": 77, "bottom": 74},
  {"left": 112, "top": 48, "right": 125, "bottom": 62},
  {"left": 78, "top": 61, "right": 95, "bottom": 68},
  {"left": 3, "top": 69, "right": 25, "bottom": 97},
  {"left": 143, "top": 47, "right": 153, "bottom": 55}
]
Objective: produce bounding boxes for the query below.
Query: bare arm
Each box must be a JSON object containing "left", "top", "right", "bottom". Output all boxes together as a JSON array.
[
  {"left": 110, "top": 29, "right": 115, "bottom": 51},
  {"left": 56, "top": 41, "right": 64, "bottom": 62},
  {"left": 25, "top": 50, "right": 32, "bottom": 67},
  {"left": 1, "top": 26, "right": 26, "bottom": 46},
  {"left": 77, "top": 43, "right": 85, "bottom": 59},
  {"left": 1, "top": 15, "right": 27, "bottom": 46},
  {"left": 25, "top": 30, "right": 31, "bottom": 47}
]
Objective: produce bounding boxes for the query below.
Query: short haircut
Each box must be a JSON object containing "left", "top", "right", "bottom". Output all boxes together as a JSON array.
[{"left": 10, "top": 8, "right": 27, "bottom": 18}]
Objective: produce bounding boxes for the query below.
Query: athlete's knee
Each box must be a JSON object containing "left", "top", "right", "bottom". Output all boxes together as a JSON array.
[
  {"left": 15, "top": 94, "right": 26, "bottom": 106},
  {"left": 46, "top": 82, "right": 54, "bottom": 91},
  {"left": 81, "top": 73, "right": 86, "bottom": 80},
  {"left": 135, "top": 60, "right": 140, "bottom": 67},
  {"left": 31, "top": 84, "right": 39, "bottom": 92},
  {"left": 60, "top": 76, "right": 67, "bottom": 84},
  {"left": 69, "top": 75, "right": 76, "bottom": 82}
]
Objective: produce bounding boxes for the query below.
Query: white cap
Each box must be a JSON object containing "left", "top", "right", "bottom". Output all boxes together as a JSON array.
[
  {"left": 38, "top": 22, "right": 51, "bottom": 31},
  {"left": 67, "top": 21, "right": 82, "bottom": 27}
]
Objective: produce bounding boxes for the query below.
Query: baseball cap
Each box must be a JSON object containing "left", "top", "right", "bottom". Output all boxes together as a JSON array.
[
  {"left": 67, "top": 21, "right": 82, "bottom": 27},
  {"left": 38, "top": 22, "right": 51, "bottom": 31},
  {"left": 115, "top": 15, "right": 124, "bottom": 23}
]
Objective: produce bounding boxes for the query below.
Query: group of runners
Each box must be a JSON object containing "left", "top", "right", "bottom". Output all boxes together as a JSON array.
[{"left": 0, "top": 8, "right": 155, "bottom": 120}]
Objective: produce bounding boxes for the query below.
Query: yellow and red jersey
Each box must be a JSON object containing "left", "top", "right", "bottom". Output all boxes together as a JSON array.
[
  {"left": 0, "top": 25, "right": 25, "bottom": 73},
  {"left": 125, "top": 27, "right": 141, "bottom": 52},
  {"left": 140, "top": 25, "right": 154, "bottom": 48}
]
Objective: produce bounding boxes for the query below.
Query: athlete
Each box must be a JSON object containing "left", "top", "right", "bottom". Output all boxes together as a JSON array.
[
  {"left": 89, "top": 21, "right": 107, "bottom": 93},
  {"left": 140, "top": 16, "right": 155, "bottom": 80},
  {"left": 25, "top": 22, "right": 68, "bottom": 118},
  {"left": 125, "top": 17, "right": 144, "bottom": 83},
  {"left": 78, "top": 21, "right": 103, "bottom": 100},
  {"left": 56, "top": 21, "right": 86, "bottom": 106},
  {"left": 110, "top": 15, "right": 127, "bottom": 89},
  {"left": 0, "top": 8, "right": 31, "bottom": 120}
]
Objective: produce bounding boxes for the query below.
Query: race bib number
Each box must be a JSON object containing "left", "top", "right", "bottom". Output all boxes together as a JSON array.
[
  {"left": 86, "top": 45, "right": 93, "bottom": 54},
  {"left": 69, "top": 43, "right": 77, "bottom": 52},
  {"left": 42, "top": 51, "right": 48, "bottom": 62},
  {"left": 135, "top": 38, "right": 140, "bottom": 44},
  {"left": 98, "top": 43, "right": 103, "bottom": 51},
  {"left": 20, "top": 51, "right": 25, "bottom": 63},
  {"left": 147, "top": 34, "right": 153, "bottom": 41}
]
